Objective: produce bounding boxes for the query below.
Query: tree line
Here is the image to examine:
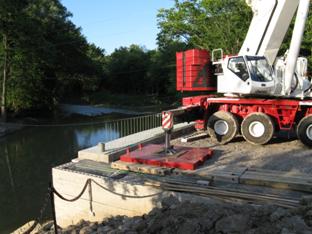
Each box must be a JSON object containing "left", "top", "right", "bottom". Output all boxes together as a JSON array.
[{"left": 0, "top": 0, "right": 311, "bottom": 117}]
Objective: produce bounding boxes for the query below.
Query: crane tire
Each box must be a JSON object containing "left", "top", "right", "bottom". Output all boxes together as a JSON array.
[
  {"left": 297, "top": 115, "right": 312, "bottom": 147},
  {"left": 241, "top": 112, "right": 274, "bottom": 145},
  {"left": 207, "top": 111, "right": 239, "bottom": 144}
]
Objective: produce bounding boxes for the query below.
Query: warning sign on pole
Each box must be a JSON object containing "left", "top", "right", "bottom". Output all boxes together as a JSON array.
[{"left": 162, "top": 111, "right": 174, "bottom": 130}]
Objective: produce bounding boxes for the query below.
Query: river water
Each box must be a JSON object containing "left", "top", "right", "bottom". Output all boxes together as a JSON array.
[{"left": 0, "top": 105, "right": 142, "bottom": 233}]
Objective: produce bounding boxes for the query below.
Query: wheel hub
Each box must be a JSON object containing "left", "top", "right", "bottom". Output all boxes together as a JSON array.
[
  {"left": 306, "top": 124, "right": 312, "bottom": 141},
  {"left": 214, "top": 120, "right": 229, "bottom": 136},
  {"left": 249, "top": 121, "right": 265, "bottom": 138}
]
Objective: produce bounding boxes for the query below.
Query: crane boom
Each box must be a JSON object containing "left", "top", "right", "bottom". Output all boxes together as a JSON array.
[
  {"left": 240, "top": 0, "right": 299, "bottom": 65},
  {"left": 284, "top": 0, "right": 310, "bottom": 95}
]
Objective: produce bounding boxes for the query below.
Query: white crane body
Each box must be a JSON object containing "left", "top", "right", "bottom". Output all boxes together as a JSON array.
[
  {"left": 175, "top": 0, "right": 312, "bottom": 147},
  {"left": 215, "top": 0, "right": 310, "bottom": 98},
  {"left": 284, "top": 0, "right": 310, "bottom": 95},
  {"left": 240, "top": 0, "right": 299, "bottom": 65}
]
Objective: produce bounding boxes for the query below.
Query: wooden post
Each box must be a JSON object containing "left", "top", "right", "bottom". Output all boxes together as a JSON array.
[{"left": 1, "top": 34, "right": 8, "bottom": 122}]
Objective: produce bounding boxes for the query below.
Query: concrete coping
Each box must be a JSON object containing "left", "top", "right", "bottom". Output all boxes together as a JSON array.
[{"left": 77, "top": 122, "right": 195, "bottom": 163}]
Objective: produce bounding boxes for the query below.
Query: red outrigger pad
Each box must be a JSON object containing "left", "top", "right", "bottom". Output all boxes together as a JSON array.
[{"left": 120, "top": 144, "right": 213, "bottom": 170}]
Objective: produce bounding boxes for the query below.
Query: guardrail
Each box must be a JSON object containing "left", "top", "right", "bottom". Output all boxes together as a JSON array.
[
  {"left": 0, "top": 113, "right": 163, "bottom": 144},
  {"left": 101, "top": 113, "right": 162, "bottom": 142}
]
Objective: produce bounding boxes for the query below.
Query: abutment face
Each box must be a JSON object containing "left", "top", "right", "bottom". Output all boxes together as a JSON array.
[
  {"left": 52, "top": 164, "right": 163, "bottom": 228},
  {"left": 52, "top": 160, "right": 217, "bottom": 228}
]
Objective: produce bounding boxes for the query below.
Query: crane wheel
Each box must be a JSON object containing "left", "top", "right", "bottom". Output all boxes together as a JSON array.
[
  {"left": 207, "top": 111, "right": 239, "bottom": 144},
  {"left": 297, "top": 115, "right": 312, "bottom": 147},
  {"left": 241, "top": 113, "right": 275, "bottom": 145}
]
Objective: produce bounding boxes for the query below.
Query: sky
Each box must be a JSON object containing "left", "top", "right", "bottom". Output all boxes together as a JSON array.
[{"left": 61, "top": 0, "right": 174, "bottom": 54}]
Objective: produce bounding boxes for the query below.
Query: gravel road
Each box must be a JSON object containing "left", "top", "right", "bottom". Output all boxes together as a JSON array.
[{"left": 172, "top": 132, "right": 312, "bottom": 174}]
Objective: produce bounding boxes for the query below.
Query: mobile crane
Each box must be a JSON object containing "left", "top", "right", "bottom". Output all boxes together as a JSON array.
[{"left": 175, "top": 0, "right": 312, "bottom": 146}]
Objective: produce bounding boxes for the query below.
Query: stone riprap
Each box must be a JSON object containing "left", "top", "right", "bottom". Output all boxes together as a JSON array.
[{"left": 38, "top": 196, "right": 312, "bottom": 234}]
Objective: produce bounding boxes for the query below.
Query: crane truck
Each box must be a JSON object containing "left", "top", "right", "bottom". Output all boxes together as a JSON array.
[{"left": 173, "top": 0, "right": 312, "bottom": 146}]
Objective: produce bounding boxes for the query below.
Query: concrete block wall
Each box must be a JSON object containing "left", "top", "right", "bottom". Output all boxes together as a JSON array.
[{"left": 52, "top": 166, "right": 165, "bottom": 227}]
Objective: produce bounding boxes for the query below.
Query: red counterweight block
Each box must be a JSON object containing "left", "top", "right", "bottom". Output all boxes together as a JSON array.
[
  {"left": 176, "top": 49, "right": 217, "bottom": 92},
  {"left": 120, "top": 144, "right": 213, "bottom": 170}
]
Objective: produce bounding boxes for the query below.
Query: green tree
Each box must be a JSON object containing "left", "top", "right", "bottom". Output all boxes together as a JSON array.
[
  {"left": 157, "top": 0, "right": 252, "bottom": 54},
  {"left": 148, "top": 41, "right": 187, "bottom": 96},
  {"left": 158, "top": 0, "right": 311, "bottom": 72},
  {"left": 0, "top": 0, "right": 29, "bottom": 119},
  {"left": 107, "top": 45, "right": 151, "bottom": 94},
  {"left": 0, "top": 0, "right": 109, "bottom": 115}
]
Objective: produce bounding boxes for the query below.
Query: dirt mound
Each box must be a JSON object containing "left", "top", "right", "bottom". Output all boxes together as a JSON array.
[{"left": 39, "top": 196, "right": 312, "bottom": 234}]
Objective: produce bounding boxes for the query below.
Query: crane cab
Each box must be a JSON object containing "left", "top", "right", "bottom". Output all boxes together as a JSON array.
[{"left": 217, "top": 55, "right": 275, "bottom": 96}]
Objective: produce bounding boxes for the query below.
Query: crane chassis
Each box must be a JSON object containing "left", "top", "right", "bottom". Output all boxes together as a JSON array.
[
  {"left": 181, "top": 96, "right": 312, "bottom": 146},
  {"left": 170, "top": 0, "right": 312, "bottom": 147}
]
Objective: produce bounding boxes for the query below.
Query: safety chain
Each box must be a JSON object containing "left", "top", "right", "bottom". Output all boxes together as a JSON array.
[
  {"left": 19, "top": 177, "right": 163, "bottom": 234},
  {"left": 48, "top": 178, "right": 163, "bottom": 234},
  {"left": 52, "top": 178, "right": 163, "bottom": 202}
]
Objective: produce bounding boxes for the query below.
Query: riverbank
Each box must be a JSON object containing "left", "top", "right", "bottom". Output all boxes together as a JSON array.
[
  {"left": 0, "top": 123, "right": 24, "bottom": 138},
  {"left": 81, "top": 91, "right": 179, "bottom": 111},
  {"left": 0, "top": 103, "right": 147, "bottom": 139},
  {"left": 0, "top": 91, "right": 176, "bottom": 139}
]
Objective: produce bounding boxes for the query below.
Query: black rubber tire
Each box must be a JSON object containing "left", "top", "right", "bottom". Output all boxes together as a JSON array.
[
  {"left": 297, "top": 115, "right": 312, "bottom": 147},
  {"left": 207, "top": 111, "right": 239, "bottom": 144},
  {"left": 241, "top": 113, "right": 275, "bottom": 145}
]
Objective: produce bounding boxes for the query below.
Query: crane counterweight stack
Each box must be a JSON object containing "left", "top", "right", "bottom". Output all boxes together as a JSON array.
[{"left": 176, "top": 49, "right": 216, "bottom": 92}]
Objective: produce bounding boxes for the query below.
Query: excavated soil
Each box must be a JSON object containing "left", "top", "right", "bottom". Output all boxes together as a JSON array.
[
  {"left": 39, "top": 196, "right": 312, "bottom": 234},
  {"left": 172, "top": 133, "right": 312, "bottom": 174}
]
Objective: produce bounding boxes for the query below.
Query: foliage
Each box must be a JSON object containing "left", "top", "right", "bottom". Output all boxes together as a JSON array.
[
  {"left": 301, "top": 6, "right": 312, "bottom": 72},
  {"left": 0, "top": 0, "right": 311, "bottom": 114},
  {"left": 107, "top": 45, "right": 150, "bottom": 94},
  {"left": 157, "top": 0, "right": 252, "bottom": 54},
  {"left": 278, "top": 6, "right": 312, "bottom": 72},
  {"left": 157, "top": 0, "right": 312, "bottom": 69},
  {"left": 148, "top": 41, "right": 188, "bottom": 96},
  {"left": 0, "top": 0, "right": 106, "bottom": 113},
  {"left": 105, "top": 42, "right": 187, "bottom": 97}
]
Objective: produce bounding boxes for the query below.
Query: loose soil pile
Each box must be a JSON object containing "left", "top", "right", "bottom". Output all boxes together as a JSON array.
[
  {"left": 39, "top": 196, "right": 312, "bottom": 234},
  {"left": 173, "top": 136, "right": 312, "bottom": 174}
]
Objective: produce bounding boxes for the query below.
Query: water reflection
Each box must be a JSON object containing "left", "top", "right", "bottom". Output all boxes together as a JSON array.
[
  {"left": 74, "top": 123, "right": 120, "bottom": 149},
  {"left": 0, "top": 117, "right": 124, "bottom": 233},
  {"left": 60, "top": 104, "right": 141, "bottom": 116}
]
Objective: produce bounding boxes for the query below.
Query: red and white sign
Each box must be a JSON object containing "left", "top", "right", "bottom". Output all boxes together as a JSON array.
[{"left": 162, "top": 111, "right": 174, "bottom": 130}]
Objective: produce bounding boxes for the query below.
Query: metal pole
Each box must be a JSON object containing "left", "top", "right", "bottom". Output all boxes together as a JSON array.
[
  {"left": 130, "top": 119, "right": 133, "bottom": 135},
  {"left": 127, "top": 119, "right": 130, "bottom": 135},
  {"left": 98, "top": 142, "right": 105, "bottom": 152},
  {"left": 164, "top": 129, "right": 171, "bottom": 154},
  {"left": 153, "top": 114, "right": 155, "bottom": 128},
  {"left": 49, "top": 182, "right": 58, "bottom": 234}
]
